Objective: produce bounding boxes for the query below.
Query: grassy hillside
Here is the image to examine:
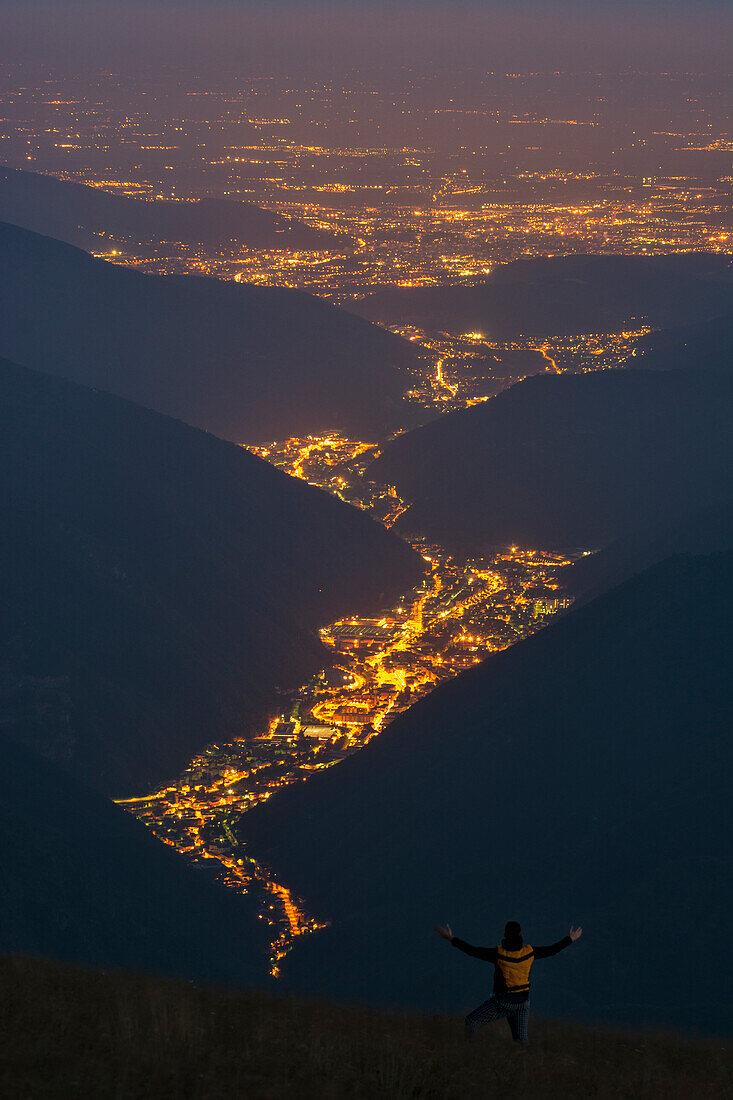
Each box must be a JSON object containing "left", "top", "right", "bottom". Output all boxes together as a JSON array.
[{"left": 0, "top": 955, "right": 729, "bottom": 1099}]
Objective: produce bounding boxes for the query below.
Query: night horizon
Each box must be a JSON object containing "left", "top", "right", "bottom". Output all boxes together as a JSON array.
[{"left": 2, "top": 0, "right": 732, "bottom": 73}]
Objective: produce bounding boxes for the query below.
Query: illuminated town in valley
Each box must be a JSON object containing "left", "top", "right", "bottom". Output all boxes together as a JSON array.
[
  {"left": 118, "top": 432, "right": 577, "bottom": 974},
  {"left": 3, "top": 61, "right": 728, "bottom": 976}
]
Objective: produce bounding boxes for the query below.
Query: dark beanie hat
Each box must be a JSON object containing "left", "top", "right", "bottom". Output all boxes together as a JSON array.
[{"left": 505, "top": 921, "right": 522, "bottom": 938}]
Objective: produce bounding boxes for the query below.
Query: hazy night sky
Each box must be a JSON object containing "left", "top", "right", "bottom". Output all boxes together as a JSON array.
[{"left": 1, "top": 1, "right": 731, "bottom": 76}]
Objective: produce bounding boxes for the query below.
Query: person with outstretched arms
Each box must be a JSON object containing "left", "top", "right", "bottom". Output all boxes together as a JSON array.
[{"left": 435, "top": 919, "right": 583, "bottom": 1046}]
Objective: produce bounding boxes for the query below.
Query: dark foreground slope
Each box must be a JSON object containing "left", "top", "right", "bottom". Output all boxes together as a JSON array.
[
  {"left": 0, "top": 735, "right": 266, "bottom": 986},
  {"left": 242, "top": 554, "right": 733, "bottom": 1034},
  {"left": 370, "top": 368, "right": 732, "bottom": 550},
  {"left": 0, "top": 166, "right": 338, "bottom": 252},
  {"left": 562, "top": 499, "right": 733, "bottom": 602},
  {"left": 0, "top": 221, "right": 415, "bottom": 441},
  {"left": 1, "top": 956, "right": 730, "bottom": 1100},
  {"left": 349, "top": 253, "right": 733, "bottom": 337},
  {"left": 0, "top": 360, "right": 423, "bottom": 794}
]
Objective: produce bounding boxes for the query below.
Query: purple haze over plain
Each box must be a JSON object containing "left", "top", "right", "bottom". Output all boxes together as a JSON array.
[{"left": 1, "top": 1, "right": 731, "bottom": 74}]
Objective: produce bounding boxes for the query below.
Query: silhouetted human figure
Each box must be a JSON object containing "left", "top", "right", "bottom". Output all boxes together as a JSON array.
[{"left": 435, "top": 920, "right": 583, "bottom": 1045}]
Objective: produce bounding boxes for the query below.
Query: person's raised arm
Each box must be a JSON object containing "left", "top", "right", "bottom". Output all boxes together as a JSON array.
[
  {"left": 534, "top": 925, "right": 583, "bottom": 959},
  {"left": 435, "top": 924, "right": 497, "bottom": 961}
]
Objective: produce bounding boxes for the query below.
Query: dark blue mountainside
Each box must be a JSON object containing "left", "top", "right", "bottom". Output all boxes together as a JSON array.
[
  {"left": 0, "top": 166, "right": 338, "bottom": 252},
  {"left": 0, "top": 732, "right": 267, "bottom": 986},
  {"left": 0, "top": 359, "right": 423, "bottom": 795},
  {"left": 370, "top": 367, "right": 732, "bottom": 550},
  {"left": 241, "top": 552, "right": 733, "bottom": 1035},
  {"left": 562, "top": 499, "right": 733, "bottom": 603},
  {"left": 0, "top": 222, "right": 415, "bottom": 441},
  {"left": 631, "top": 313, "right": 733, "bottom": 374},
  {"left": 348, "top": 252, "right": 733, "bottom": 337}
]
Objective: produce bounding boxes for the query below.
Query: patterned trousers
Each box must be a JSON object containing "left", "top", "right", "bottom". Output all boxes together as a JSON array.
[{"left": 465, "top": 995, "right": 530, "bottom": 1044}]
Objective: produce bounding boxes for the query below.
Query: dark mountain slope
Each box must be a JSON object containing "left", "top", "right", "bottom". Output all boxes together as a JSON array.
[
  {"left": 348, "top": 253, "right": 733, "bottom": 338},
  {"left": 0, "top": 733, "right": 267, "bottom": 985},
  {"left": 562, "top": 499, "right": 733, "bottom": 602},
  {"left": 0, "top": 166, "right": 338, "bottom": 252},
  {"left": 0, "top": 359, "right": 423, "bottom": 795},
  {"left": 0, "top": 221, "right": 415, "bottom": 441},
  {"left": 631, "top": 313, "right": 733, "bottom": 373},
  {"left": 370, "top": 367, "right": 732, "bottom": 550},
  {"left": 241, "top": 553, "right": 733, "bottom": 1033}
]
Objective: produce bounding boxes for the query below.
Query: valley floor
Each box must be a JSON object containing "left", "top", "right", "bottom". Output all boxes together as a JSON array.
[{"left": 0, "top": 955, "right": 729, "bottom": 1099}]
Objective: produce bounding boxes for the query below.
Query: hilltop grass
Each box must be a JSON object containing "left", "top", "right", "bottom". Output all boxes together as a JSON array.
[{"left": 0, "top": 955, "right": 730, "bottom": 1099}]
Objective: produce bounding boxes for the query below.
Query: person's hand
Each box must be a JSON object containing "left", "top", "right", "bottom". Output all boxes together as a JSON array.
[
  {"left": 569, "top": 925, "right": 583, "bottom": 942},
  {"left": 435, "top": 923, "right": 453, "bottom": 940}
]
